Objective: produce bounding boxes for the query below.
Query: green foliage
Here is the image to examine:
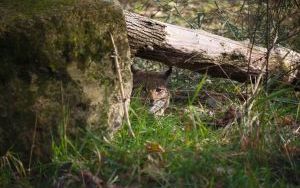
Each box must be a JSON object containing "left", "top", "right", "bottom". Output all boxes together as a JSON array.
[
  {"left": 2, "top": 85, "right": 298, "bottom": 187},
  {"left": 0, "top": 0, "right": 299, "bottom": 187}
]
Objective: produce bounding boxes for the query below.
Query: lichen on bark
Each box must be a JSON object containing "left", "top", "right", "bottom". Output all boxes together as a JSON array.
[{"left": 0, "top": 0, "right": 132, "bottom": 162}]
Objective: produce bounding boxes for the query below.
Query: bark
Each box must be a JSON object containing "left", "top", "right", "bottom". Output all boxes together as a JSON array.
[{"left": 124, "top": 11, "right": 300, "bottom": 87}]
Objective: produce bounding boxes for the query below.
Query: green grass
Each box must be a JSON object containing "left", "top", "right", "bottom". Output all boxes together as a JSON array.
[
  {"left": 0, "top": 0, "right": 299, "bottom": 186},
  {"left": 1, "top": 83, "right": 299, "bottom": 187}
]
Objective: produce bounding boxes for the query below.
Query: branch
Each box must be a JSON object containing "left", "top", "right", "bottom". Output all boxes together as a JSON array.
[{"left": 124, "top": 11, "right": 300, "bottom": 88}]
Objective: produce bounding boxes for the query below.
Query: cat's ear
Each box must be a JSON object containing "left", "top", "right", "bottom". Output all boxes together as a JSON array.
[
  {"left": 163, "top": 66, "right": 172, "bottom": 79},
  {"left": 131, "top": 64, "right": 139, "bottom": 74}
]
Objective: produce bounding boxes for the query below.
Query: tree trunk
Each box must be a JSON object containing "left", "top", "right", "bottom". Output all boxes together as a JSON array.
[{"left": 124, "top": 11, "right": 300, "bottom": 87}]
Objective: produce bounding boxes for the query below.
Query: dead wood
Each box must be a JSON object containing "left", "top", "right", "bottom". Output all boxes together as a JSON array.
[{"left": 124, "top": 11, "right": 300, "bottom": 88}]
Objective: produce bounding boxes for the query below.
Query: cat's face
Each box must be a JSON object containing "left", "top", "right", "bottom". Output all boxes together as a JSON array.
[{"left": 131, "top": 66, "right": 172, "bottom": 116}]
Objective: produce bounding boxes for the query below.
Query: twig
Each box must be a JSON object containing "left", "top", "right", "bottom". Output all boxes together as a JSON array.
[
  {"left": 28, "top": 112, "right": 38, "bottom": 174},
  {"left": 110, "top": 33, "right": 135, "bottom": 138}
]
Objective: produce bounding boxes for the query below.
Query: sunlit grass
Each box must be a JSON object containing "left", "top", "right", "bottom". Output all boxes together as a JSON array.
[
  {"left": 45, "top": 85, "right": 300, "bottom": 187},
  {"left": 0, "top": 79, "right": 299, "bottom": 187}
]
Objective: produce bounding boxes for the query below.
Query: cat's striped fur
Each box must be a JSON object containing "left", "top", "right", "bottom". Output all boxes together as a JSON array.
[{"left": 131, "top": 65, "right": 172, "bottom": 116}]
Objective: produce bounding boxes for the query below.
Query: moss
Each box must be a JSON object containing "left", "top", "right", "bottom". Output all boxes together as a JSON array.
[
  {"left": 0, "top": 0, "right": 132, "bottom": 163},
  {"left": 0, "top": 0, "right": 76, "bottom": 18}
]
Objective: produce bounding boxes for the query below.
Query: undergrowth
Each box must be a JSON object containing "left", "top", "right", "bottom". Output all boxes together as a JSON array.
[
  {"left": 1, "top": 1, "right": 299, "bottom": 187},
  {"left": 1, "top": 81, "right": 299, "bottom": 187}
]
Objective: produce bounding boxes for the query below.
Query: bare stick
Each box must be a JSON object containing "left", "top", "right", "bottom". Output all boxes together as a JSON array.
[
  {"left": 28, "top": 113, "right": 38, "bottom": 174},
  {"left": 110, "top": 33, "right": 135, "bottom": 138}
]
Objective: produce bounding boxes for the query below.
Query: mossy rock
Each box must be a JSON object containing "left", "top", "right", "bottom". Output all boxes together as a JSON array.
[{"left": 0, "top": 0, "right": 132, "bottom": 162}]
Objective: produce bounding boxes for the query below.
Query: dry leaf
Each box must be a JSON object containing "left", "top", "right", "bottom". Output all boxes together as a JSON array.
[
  {"left": 283, "top": 143, "right": 300, "bottom": 156},
  {"left": 80, "top": 170, "right": 103, "bottom": 188},
  {"left": 276, "top": 115, "right": 296, "bottom": 127},
  {"left": 216, "top": 106, "right": 239, "bottom": 127},
  {"left": 145, "top": 141, "right": 165, "bottom": 153},
  {"left": 240, "top": 135, "right": 250, "bottom": 151}
]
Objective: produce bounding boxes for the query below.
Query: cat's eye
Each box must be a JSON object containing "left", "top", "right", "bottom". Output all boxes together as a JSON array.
[{"left": 156, "top": 88, "right": 162, "bottom": 92}]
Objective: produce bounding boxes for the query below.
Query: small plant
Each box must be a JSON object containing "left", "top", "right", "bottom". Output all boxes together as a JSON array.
[
  {"left": 1, "top": 1, "right": 299, "bottom": 187},
  {"left": 0, "top": 151, "right": 27, "bottom": 187}
]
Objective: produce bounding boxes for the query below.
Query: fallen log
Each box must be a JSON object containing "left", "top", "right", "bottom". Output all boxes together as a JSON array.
[{"left": 124, "top": 11, "right": 300, "bottom": 87}]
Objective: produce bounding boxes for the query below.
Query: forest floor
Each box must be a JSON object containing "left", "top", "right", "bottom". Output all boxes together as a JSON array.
[
  {"left": 1, "top": 61, "right": 299, "bottom": 187},
  {"left": 1, "top": 0, "right": 299, "bottom": 187}
]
